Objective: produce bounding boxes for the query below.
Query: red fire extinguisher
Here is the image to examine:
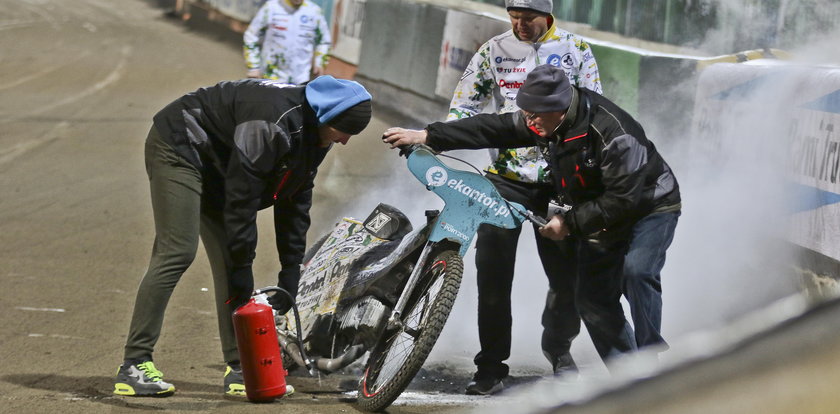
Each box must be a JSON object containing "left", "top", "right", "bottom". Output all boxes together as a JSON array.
[{"left": 232, "top": 298, "right": 288, "bottom": 402}]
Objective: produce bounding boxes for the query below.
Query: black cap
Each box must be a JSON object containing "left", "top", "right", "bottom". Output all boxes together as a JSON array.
[
  {"left": 327, "top": 99, "right": 372, "bottom": 135},
  {"left": 516, "top": 64, "right": 572, "bottom": 113}
]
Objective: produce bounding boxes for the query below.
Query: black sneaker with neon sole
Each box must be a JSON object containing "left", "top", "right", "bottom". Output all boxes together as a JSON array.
[
  {"left": 224, "top": 365, "right": 246, "bottom": 396},
  {"left": 113, "top": 361, "right": 175, "bottom": 397}
]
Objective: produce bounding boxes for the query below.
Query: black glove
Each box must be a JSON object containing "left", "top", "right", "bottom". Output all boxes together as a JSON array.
[
  {"left": 267, "top": 266, "right": 301, "bottom": 314},
  {"left": 227, "top": 266, "right": 254, "bottom": 308}
]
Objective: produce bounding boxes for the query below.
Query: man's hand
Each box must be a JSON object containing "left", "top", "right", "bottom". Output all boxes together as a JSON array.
[
  {"left": 538, "top": 214, "right": 571, "bottom": 241},
  {"left": 311, "top": 65, "right": 325, "bottom": 78},
  {"left": 227, "top": 266, "right": 255, "bottom": 306},
  {"left": 247, "top": 68, "right": 261, "bottom": 78},
  {"left": 267, "top": 293, "right": 293, "bottom": 314},
  {"left": 382, "top": 127, "right": 428, "bottom": 149},
  {"left": 268, "top": 266, "right": 301, "bottom": 314}
]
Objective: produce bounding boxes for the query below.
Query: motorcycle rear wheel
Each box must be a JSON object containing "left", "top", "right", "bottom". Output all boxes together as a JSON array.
[{"left": 356, "top": 249, "right": 463, "bottom": 412}]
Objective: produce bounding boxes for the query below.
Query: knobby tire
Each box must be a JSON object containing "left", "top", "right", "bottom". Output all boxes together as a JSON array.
[{"left": 356, "top": 250, "right": 463, "bottom": 412}]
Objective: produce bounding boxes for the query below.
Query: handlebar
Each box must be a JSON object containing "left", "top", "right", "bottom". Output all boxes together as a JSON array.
[
  {"left": 396, "top": 143, "right": 437, "bottom": 158},
  {"left": 523, "top": 210, "right": 548, "bottom": 227},
  {"left": 510, "top": 203, "right": 572, "bottom": 227}
]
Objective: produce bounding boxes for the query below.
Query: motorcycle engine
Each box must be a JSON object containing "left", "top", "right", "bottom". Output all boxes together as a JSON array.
[{"left": 337, "top": 296, "right": 390, "bottom": 347}]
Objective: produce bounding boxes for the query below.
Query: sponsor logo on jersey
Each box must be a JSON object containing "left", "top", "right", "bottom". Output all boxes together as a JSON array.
[
  {"left": 495, "top": 56, "right": 527, "bottom": 64},
  {"left": 547, "top": 53, "right": 574, "bottom": 69},
  {"left": 495, "top": 67, "right": 527, "bottom": 74},
  {"left": 499, "top": 79, "right": 524, "bottom": 89}
]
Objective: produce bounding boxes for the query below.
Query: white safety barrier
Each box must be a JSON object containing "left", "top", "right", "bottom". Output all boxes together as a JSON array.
[
  {"left": 329, "top": 0, "right": 365, "bottom": 65},
  {"left": 200, "top": 0, "right": 264, "bottom": 22},
  {"left": 434, "top": 9, "right": 508, "bottom": 98}
]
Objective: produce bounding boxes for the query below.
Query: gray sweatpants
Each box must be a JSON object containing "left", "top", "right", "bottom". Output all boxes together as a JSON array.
[{"left": 123, "top": 126, "right": 239, "bottom": 364}]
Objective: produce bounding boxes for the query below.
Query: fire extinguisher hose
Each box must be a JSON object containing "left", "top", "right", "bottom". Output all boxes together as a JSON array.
[{"left": 253, "top": 286, "right": 314, "bottom": 375}]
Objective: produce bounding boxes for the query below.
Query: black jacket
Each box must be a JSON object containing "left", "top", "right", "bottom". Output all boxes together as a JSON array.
[
  {"left": 153, "top": 79, "right": 329, "bottom": 272},
  {"left": 425, "top": 86, "right": 680, "bottom": 239}
]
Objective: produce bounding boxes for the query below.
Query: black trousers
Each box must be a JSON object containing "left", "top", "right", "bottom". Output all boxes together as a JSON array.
[
  {"left": 125, "top": 127, "right": 241, "bottom": 364},
  {"left": 473, "top": 174, "right": 580, "bottom": 379}
]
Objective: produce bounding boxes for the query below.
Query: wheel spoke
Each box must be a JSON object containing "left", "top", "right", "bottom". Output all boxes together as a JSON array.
[{"left": 358, "top": 252, "right": 464, "bottom": 411}]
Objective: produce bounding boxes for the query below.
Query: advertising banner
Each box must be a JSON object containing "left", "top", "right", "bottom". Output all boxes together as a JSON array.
[
  {"left": 691, "top": 62, "right": 840, "bottom": 264},
  {"left": 434, "top": 9, "right": 509, "bottom": 98}
]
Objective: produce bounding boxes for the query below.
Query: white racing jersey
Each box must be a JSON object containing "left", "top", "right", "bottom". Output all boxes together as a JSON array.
[
  {"left": 244, "top": 0, "right": 331, "bottom": 84},
  {"left": 447, "top": 21, "right": 601, "bottom": 184}
]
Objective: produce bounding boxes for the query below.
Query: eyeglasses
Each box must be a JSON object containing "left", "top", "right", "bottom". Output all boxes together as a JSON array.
[
  {"left": 522, "top": 110, "right": 567, "bottom": 122},
  {"left": 522, "top": 110, "right": 542, "bottom": 121}
]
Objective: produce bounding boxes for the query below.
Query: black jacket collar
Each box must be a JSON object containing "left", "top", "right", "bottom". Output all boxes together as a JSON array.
[{"left": 553, "top": 87, "right": 590, "bottom": 144}]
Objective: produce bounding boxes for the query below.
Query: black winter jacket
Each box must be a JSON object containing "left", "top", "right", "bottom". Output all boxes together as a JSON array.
[
  {"left": 153, "top": 79, "right": 329, "bottom": 273},
  {"left": 425, "top": 86, "right": 680, "bottom": 239}
]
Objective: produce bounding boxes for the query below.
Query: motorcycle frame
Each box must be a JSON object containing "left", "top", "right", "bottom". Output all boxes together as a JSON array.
[{"left": 278, "top": 145, "right": 533, "bottom": 372}]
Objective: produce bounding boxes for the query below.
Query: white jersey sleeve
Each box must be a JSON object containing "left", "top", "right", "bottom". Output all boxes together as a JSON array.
[
  {"left": 572, "top": 37, "right": 601, "bottom": 93},
  {"left": 243, "top": 3, "right": 271, "bottom": 71},
  {"left": 446, "top": 41, "right": 497, "bottom": 121},
  {"left": 313, "top": 10, "right": 332, "bottom": 70}
]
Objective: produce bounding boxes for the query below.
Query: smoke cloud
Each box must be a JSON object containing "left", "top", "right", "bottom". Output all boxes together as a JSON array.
[
  {"left": 430, "top": 1, "right": 840, "bottom": 376},
  {"left": 296, "top": 1, "right": 840, "bottom": 382}
]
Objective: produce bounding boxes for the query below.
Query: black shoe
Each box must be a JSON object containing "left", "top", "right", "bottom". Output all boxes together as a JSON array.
[
  {"left": 552, "top": 353, "right": 579, "bottom": 378},
  {"left": 465, "top": 376, "right": 504, "bottom": 395},
  {"left": 224, "top": 365, "right": 245, "bottom": 396}
]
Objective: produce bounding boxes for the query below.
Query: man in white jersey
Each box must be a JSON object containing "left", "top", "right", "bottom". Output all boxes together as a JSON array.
[
  {"left": 447, "top": 0, "right": 602, "bottom": 395},
  {"left": 244, "top": 0, "right": 332, "bottom": 84}
]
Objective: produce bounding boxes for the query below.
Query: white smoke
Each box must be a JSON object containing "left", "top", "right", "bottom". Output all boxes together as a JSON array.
[
  {"left": 702, "top": 0, "right": 840, "bottom": 56},
  {"left": 661, "top": 64, "right": 800, "bottom": 340},
  {"left": 618, "top": 0, "right": 840, "bottom": 370},
  {"left": 289, "top": 1, "right": 840, "bottom": 388},
  {"left": 435, "top": 0, "right": 840, "bottom": 378}
]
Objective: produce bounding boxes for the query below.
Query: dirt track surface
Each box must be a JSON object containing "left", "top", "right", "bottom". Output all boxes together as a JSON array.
[{"left": 0, "top": 0, "right": 480, "bottom": 412}]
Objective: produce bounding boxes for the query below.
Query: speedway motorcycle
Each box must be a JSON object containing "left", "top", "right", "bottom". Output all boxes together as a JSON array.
[{"left": 261, "top": 144, "right": 542, "bottom": 411}]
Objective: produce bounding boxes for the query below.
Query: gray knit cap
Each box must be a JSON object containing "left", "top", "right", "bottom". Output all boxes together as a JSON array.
[
  {"left": 516, "top": 64, "right": 572, "bottom": 113},
  {"left": 505, "top": 0, "right": 552, "bottom": 15}
]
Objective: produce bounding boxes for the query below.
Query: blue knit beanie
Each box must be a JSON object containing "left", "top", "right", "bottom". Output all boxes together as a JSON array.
[{"left": 305, "top": 76, "right": 372, "bottom": 132}]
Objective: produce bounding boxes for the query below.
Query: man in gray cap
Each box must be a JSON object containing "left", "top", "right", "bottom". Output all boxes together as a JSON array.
[
  {"left": 384, "top": 64, "right": 681, "bottom": 380},
  {"left": 446, "top": 0, "right": 601, "bottom": 395}
]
